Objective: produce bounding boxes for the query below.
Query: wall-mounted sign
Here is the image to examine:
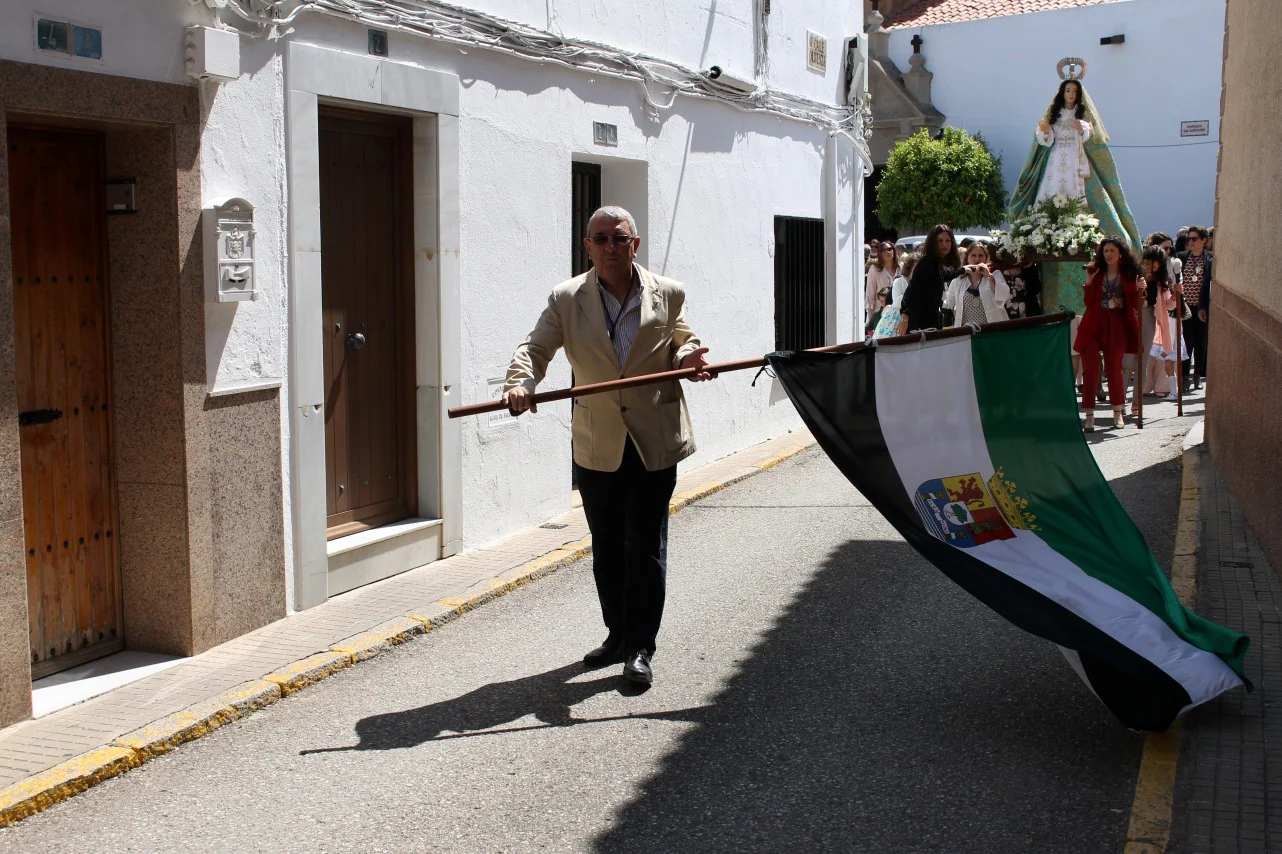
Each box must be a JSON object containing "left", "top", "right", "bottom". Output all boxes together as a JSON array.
[
  {"left": 593, "top": 121, "right": 618, "bottom": 146},
  {"left": 36, "top": 18, "right": 69, "bottom": 53},
  {"left": 1181, "top": 120, "right": 1211, "bottom": 137},
  {"left": 106, "top": 180, "right": 137, "bottom": 214},
  {"left": 73, "top": 25, "right": 101, "bottom": 59},
  {"left": 807, "top": 31, "right": 828, "bottom": 72},
  {"left": 36, "top": 17, "right": 102, "bottom": 61}
]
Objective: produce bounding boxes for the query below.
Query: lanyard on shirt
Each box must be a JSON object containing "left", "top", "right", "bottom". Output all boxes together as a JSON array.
[{"left": 600, "top": 281, "right": 637, "bottom": 342}]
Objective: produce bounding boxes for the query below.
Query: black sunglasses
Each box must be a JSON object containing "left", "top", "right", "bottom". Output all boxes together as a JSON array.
[{"left": 589, "top": 234, "right": 636, "bottom": 246}]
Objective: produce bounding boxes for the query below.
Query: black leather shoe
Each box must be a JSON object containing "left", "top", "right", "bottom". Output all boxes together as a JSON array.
[
  {"left": 583, "top": 639, "right": 625, "bottom": 668},
  {"left": 622, "top": 650, "right": 653, "bottom": 685}
]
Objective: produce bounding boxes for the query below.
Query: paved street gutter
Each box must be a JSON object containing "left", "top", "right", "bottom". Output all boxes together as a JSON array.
[
  {"left": 1124, "top": 420, "right": 1206, "bottom": 854},
  {"left": 0, "top": 437, "right": 813, "bottom": 828}
]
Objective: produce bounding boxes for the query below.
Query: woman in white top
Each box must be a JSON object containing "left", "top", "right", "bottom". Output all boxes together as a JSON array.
[
  {"left": 943, "top": 242, "right": 1010, "bottom": 326},
  {"left": 864, "top": 242, "right": 896, "bottom": 334}
]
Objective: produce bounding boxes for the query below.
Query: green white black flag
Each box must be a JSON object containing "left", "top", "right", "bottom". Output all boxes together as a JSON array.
[{"left": 767, "top": 319, "right": 1248, "bottom": 731}]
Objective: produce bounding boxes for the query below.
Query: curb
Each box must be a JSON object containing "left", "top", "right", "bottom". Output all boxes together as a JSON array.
[
  {"left": 0, "top": 436, "right": 815, "bottom": 829},
  {"left": 668, "top": 441, "right": 812, "bottom": 514},
  {"left": 114, "top": 680, "right": 282, "bottom": 759},
  {"left": 0, "top": 747, "right": 140, "bottom": 828},
  {"left": 1123, "top": 419, "right": 1204, "bottom": 854}
]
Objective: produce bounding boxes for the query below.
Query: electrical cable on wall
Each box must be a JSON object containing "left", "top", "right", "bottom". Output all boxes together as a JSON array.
[
  {"left": 220, "top": 0, "right": 873, "bottom": 164},
  {"left": 1108, "top": 140, "right": 1220, "bottom": 149}
]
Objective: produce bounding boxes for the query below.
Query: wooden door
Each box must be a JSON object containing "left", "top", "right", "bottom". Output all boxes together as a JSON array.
[
  {"left": 9, "top": 128, "right": 122, "bottom": 678},
  {"left": 318, "top": 110, "right": 416, "bottom": 539}
]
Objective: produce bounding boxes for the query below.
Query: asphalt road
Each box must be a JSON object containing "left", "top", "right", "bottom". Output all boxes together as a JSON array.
[{"left": 0, "top": 396, "right": 1205, "bottom": 853}]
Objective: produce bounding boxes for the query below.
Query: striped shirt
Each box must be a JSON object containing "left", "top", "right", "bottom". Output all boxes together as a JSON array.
[{"left": 598, "top": 268, "right": 642, "bottom": 367}]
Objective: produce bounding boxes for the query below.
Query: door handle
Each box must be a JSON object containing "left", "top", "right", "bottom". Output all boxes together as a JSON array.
[
  {"left": 346, "top": 332, "right": 367, "bottom": 350},
  {"left": 18, "top": 409, "right": 63, "bottom": 426}
]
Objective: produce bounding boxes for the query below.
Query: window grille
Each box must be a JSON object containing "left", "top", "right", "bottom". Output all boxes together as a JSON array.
[
  {"left": 774, "top": 216, "right": 825, "bottom": 351},
  {"left": 571, "top": 162, "right": 602, "bottom": 276}
]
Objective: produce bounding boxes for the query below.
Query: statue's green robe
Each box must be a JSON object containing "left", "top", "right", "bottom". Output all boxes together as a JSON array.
[{"left": 1010, "top": 132, "right": 1142, "bottom": 314}]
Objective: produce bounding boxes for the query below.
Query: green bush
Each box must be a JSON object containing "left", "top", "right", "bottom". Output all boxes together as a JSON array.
[{"left": 875, "top": 127, "right": 1007, "bottom": 233}]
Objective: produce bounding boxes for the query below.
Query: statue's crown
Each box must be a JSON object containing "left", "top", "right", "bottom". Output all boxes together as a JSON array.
[{"left": 1057, "top": 57, "right": 1087, "bottom": 81}]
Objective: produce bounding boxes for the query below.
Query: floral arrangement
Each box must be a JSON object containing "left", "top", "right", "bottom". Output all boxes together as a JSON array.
[{"left": 990, "top": 195, "right": 1105, "bottom": 259}]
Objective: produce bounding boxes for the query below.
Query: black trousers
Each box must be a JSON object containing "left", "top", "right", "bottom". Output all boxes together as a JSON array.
[
  {"left": 1182, "top": 314, "right": 1209, "bottom": 380},
  {"left": 574, "top": 438, "right": 677, "bottom": 656}
]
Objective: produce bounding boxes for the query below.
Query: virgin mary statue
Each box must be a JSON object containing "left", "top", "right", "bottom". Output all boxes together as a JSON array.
[{"left": 1010, "top": 59, "right": 1141, "bottom": 313}]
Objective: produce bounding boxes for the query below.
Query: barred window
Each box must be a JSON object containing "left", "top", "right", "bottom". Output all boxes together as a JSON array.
[{"left": 774, "top": 216, "right": 825, "bottom": 351}]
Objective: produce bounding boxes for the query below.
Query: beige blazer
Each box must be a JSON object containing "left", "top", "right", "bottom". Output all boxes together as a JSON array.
[{"left": 505, "top": 264, "right": 703, "bottom": 472}]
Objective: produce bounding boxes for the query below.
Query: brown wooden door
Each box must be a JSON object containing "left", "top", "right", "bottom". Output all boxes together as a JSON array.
[
  {"left": 318, "top": 110, "right": 416, "bottom": 539},
  {"left": 9, "top": 128, "right": 122, "bottom": 677}
]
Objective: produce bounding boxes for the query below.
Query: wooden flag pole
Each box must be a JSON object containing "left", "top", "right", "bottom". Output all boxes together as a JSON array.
[
  {"left": 1134, "top": 293, "right": 1145, "bottom": 430},
  {"left": 1175, "top": 289, "right": 1186, "bottom": 417},
  {"left": 448, "top": 312, "right": 1075, "bottom": 419}
]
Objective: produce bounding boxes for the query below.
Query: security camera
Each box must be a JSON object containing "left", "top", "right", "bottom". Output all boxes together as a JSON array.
[{"left": 704, "top": 65, "right": 759, "bottom": 95}]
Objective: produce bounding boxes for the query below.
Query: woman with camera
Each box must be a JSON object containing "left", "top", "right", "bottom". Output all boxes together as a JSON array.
[{"left": 943, "top": 242, "right": 1011, "bottom": 327}]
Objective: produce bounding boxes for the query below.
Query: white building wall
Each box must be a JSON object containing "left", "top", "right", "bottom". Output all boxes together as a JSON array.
[
  {"left": 444, "top": 0, "right": 862, "bottom": 104},
  {"left": 2, "top": 0, "right": 866, "bottom": 603},
  {"left": 461, "top": 0, "right": 758, "bottom": 84},
  {"left": 886, "top": 0, "right": 1224, "bottom": 238}
]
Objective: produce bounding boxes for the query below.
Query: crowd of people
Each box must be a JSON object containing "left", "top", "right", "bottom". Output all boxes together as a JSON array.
[{"left": 863, "top": 223, "right": 1214, "bottom": 431}]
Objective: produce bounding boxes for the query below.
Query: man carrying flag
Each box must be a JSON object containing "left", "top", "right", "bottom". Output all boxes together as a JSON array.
[{"left": 502, "top": 205, "right": 713, "bottom": 686}]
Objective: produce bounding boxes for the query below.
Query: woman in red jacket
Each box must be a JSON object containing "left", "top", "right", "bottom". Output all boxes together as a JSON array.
[{"left": 1074, "top": 237, "right": 1143, "bottom": 432}]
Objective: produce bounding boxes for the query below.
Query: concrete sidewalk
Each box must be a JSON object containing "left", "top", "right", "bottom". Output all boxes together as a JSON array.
[
  {"left": 1170, "top": 429, "right": 1282, "bottom": 853},
  {"left": 0, "top": 428, "right": 814, "bottom": 827}
]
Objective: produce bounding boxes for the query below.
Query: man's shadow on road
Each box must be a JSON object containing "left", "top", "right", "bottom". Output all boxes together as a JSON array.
[{"left": 300, "top": 661, "right": 708, "bottom": 754}]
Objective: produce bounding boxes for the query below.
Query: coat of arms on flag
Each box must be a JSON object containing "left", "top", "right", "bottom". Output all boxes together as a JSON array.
[{"left": 915, "top": 467, "right": 1040, "bottom": 548}]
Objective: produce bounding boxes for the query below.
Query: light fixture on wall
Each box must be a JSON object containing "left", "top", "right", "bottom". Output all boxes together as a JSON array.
[
  {"left": 1100, "top": 34, "right": 1126, "bottom": 45},
  {"left": 843, "top": 34, "right": 868, "bottom": 108},
  {"left": 704, "top": 66, "right": 758, "bottom": 95}
]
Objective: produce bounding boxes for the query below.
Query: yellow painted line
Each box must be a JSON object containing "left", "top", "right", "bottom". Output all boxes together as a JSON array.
[
  {"left": 262, "top": 651, "right": 353, "bottom": 696},
  {"left": 669, "top": 481, "right": 728, "bottom": 513},
  {"left": 753, "top": 441, "right": 813, "bottom": 471},
  {"left": 1168, "top": 449, "right": 1201, "bottom": 607},
  {"left": 114, "top": 680, "right": 281, "bottom": 759},
  {"left": 437, "top": 540, "right": 592, "bottom": 613},
  {"left": 1124, "top": 727, "right": 1182, "bottom": 853},
  {"left": 330, "top": 616, "right": 425, "bottom": 662},
  {"left": 668, "top": 439, "right": 815, "bottom": 515},
  {"left": 0, "top": 746, "right": 140, "bottom": 828},
  {"left": 1123, "top": 445, "right": 1202, "bottom": 853}
]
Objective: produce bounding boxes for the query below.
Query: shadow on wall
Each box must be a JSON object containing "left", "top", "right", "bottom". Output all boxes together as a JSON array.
[{"left": 834, "top": 134, "right": 859, "bottom": 248}]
